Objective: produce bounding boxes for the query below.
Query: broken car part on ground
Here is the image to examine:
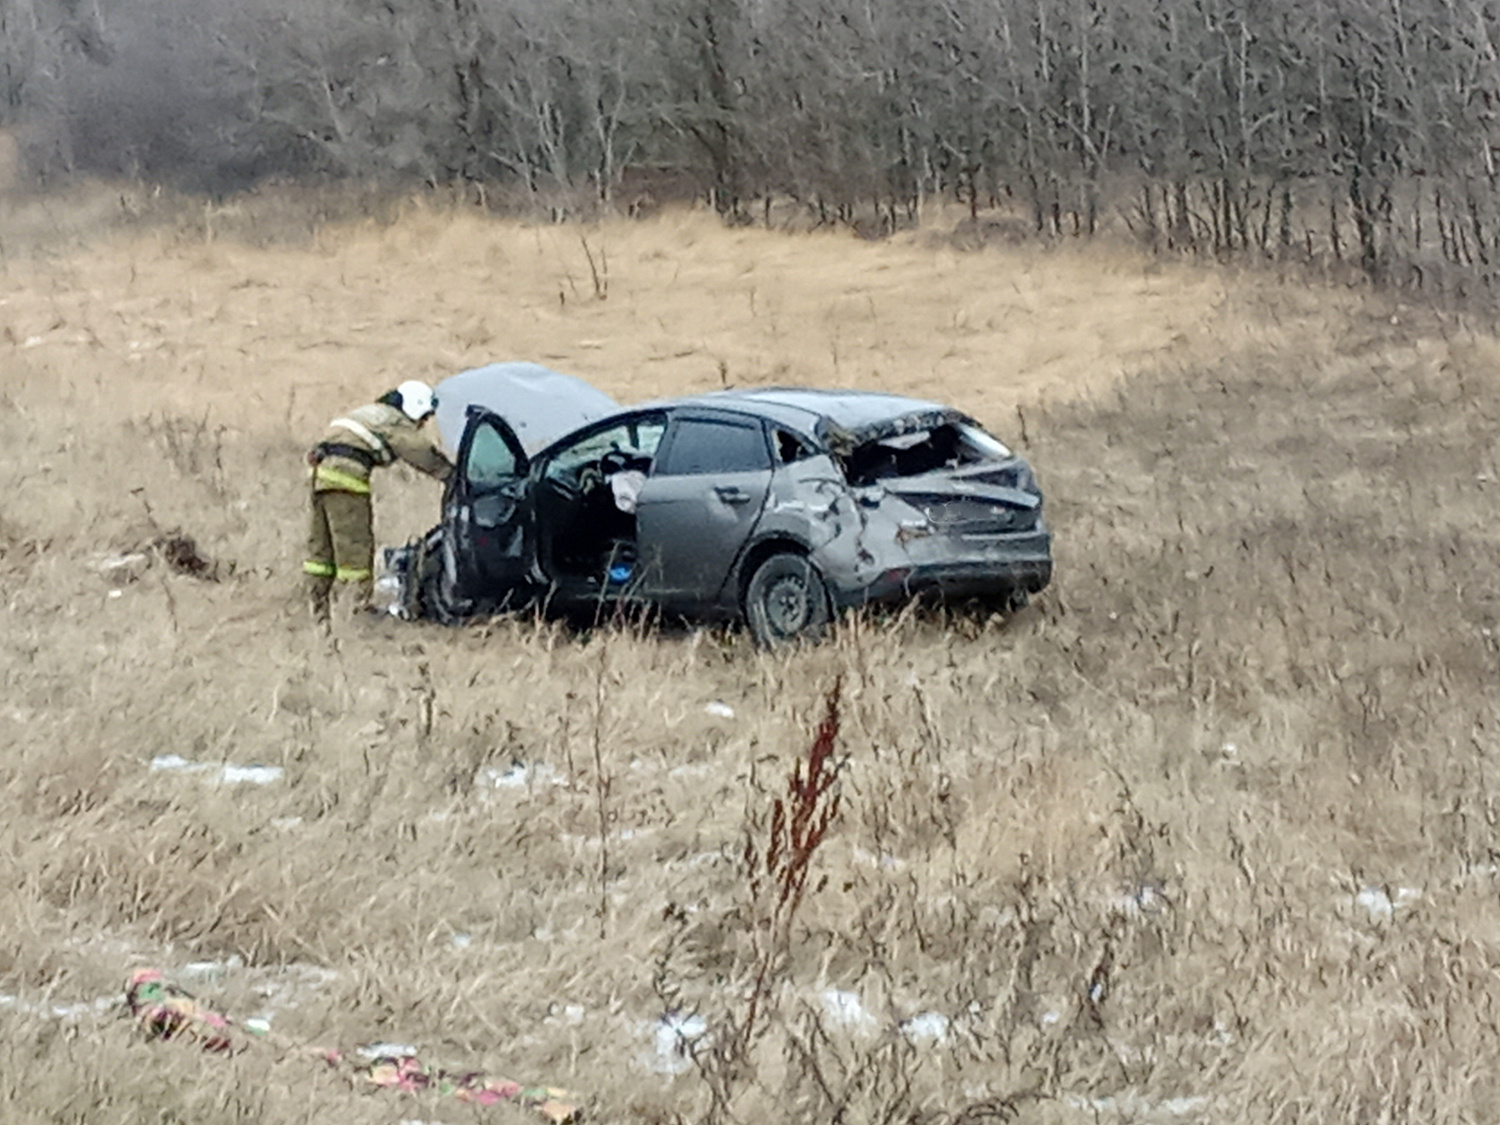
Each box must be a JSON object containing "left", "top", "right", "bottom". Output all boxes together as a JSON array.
[
  {"left": 387, "top": 363, "right": 1052, "bottom": 645},
  {"left": 126, "top": 968, "right": 580, "bottom": 1122}
]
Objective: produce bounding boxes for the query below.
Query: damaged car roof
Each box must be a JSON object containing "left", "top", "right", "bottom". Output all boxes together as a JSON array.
[{"left": 645, "top": 387, "right": 963, "bottom": 440}]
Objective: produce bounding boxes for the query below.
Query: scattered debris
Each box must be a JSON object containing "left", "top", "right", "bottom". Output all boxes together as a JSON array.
[
  {"left": 96, "top": 551, "right": 151, "bottom": 583},
  {"left": 127, "top": 969, "right": 234, "bottom": 1051},
  {"left": 126, "top": 968, "right": 581, "bottom": 1122},
  {"left": 154, "top": 533, "right": 217, "bottom": 580},
  {"left": 94, "top": 534, "right": 222, "bottom": 586}
]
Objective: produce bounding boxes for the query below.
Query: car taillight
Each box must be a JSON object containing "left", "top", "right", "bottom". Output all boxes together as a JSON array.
[{"left": 881, "top": 566, "right": 913, "bottom": 590}]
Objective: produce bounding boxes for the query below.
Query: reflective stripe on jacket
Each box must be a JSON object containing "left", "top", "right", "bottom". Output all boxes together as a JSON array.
[{"left": 309, "top": 402, "right": 453, "bottom": 493}]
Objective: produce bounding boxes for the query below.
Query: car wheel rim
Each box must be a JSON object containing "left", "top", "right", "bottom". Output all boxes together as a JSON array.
[{"left": 764, "top": 574, "right": 809, "bottom": 636}]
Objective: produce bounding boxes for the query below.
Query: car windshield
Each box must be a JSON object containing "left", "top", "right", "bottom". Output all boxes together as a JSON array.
[{"left": 843, "top": 422, "right": 1012, "bottom": 485}]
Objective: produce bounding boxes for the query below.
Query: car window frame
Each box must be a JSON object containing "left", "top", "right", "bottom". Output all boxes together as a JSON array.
[
  {"left": 532, "top": 409, "right": 670, "bottom": 487},
  {"left": 654, "top": 410, "right": 774, "bottom": 478},
  {"left": 461, "top": 416, "right": 529, "bottom": 490}
]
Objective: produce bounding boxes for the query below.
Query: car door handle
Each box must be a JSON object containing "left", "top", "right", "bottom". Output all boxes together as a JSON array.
[{"left": 714, "top": 486, "right": 752, "bottom": 505}]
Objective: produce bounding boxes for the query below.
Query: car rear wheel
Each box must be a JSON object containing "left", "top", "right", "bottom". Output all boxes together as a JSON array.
[{"left": 744, "top": 552, "right": 830, "bottom": 647}]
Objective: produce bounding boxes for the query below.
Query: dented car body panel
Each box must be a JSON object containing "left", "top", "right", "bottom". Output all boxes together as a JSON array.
[{"left": 392, "top": 377, "right": 1052, "bottom": 641}]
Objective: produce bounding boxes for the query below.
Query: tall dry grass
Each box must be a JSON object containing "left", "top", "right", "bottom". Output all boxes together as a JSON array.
[{"left": 2, "top": 188, "right": 1499, "bottom": 1122}]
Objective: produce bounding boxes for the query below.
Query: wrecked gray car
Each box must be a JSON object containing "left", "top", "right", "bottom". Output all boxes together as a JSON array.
[{"left": 390, "top": 363, "right": 1052, "bottom": 645}]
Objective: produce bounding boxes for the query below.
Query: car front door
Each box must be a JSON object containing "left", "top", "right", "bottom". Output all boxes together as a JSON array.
[
  {"left": 634, "top": 412, "right": 774, "bottom": 610},
  {"left": 445, "top": 407, "right": 532, "bottom": 602}
]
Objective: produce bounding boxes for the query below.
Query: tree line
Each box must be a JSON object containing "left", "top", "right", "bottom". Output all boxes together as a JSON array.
[{"left": 4, "top": 0, "right": 1500, "bottom": 288}]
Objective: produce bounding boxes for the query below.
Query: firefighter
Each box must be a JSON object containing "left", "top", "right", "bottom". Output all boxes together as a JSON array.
[{"left": 304, "top": 380, "right": 453, "bottom": 624}]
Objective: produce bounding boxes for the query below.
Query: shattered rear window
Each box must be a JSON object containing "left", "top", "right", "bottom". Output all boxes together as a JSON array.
[{"left": 843, "top": 422, "right": 1013, "bottom": 485}]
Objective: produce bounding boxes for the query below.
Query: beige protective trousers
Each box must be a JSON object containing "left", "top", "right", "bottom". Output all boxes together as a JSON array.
[{"left": 304, "top": 488, "right": 375, "bottom": 621}]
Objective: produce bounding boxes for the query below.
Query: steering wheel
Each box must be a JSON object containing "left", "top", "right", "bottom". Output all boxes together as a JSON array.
[
  {"left": 576, "top": 464, "right": 603, "bottom": 494},
  {"left": 599, "top": 449, "right": 634, "bottom": 476}
]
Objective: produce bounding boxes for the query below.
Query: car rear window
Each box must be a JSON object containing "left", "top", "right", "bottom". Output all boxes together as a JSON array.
[{"left": 658, "top": 418, "right": 771, "bottom": 476}]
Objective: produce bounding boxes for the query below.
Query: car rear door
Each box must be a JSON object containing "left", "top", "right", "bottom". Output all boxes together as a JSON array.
[
  {"left": 445, "top": 407, "right": 533, "bottom": 599},
  {"left": 634, "top": 412, "right": 773, "bottom": 610}
]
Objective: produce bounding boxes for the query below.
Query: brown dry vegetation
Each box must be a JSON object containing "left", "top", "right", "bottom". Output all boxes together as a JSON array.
[{"left": 3, "top": 187, "right": 1500, "bottom": 1123}]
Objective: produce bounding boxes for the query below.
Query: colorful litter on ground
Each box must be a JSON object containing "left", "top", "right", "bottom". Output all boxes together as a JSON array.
[{"left": 126, "top": 968, "right": 581, "bottom": 1122}]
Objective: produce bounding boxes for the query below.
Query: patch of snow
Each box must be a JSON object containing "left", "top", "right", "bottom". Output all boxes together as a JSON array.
[
  {"left": 220, "top": 764, "right": 284, "bottom": 785},
  {"left": 181, "top": 956, "right": 243, "bottom": 980},
  {"left": 704, "top": 701, "right": 735, "bottom": 719},
  {"left": 852, "top": 847, "right": 905, "bottom": 871},
  {"left": 821, "top": 989, "right": 877, "bottom": 1035},
  {"left": 900, "top": 1011, "right": 949, "bottom": 1045},
  {"left": 546, "top": 1002, "right": 586, "bottom": 1026},
  {"left": 647, "top": 1012, "right": 707, "bottom": 1075},
  {"left": 1109, "top": 883, "right": 1169, "bottom": 919},
  {"left": 1354, "top": 885, "right": 1421, "bottom": 921},
  {"left": 477, "top": 761, "right": 566, "bottom": 790},
  {"left": 150, "top": 754, "right": 214, "bottom": 775},
  {"left": 150, "top": 756, "right": 283, "bottom": 786},
  {"left": 0, "top": 993, "right": 116, "bottom": 1020},
  {"left": 357, "top": 1042, "right": 420, "bottom": 1060},
  {"left": 50, "top": 997, "right": 117, "bottom": 1019},
  {"left": 250, "top": 963, "right": 340, "bottom": 1011},
  {"left": 1064, "top": 1092, "right": 1210, "bottom": 1119},
  {"left": 98, "top": 551, "right": 149, "bottom": 577}
]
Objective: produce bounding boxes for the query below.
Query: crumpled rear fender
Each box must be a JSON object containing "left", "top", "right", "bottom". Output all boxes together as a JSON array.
[{"left": 748, "top": 458, "right": 922, "bottom": 606}]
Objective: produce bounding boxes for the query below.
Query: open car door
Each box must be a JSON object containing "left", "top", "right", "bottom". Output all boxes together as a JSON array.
[{"left": 442, "top": 406, "right": 533, "bottom": 607}]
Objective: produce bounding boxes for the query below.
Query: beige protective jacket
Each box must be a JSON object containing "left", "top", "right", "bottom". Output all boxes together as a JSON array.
[{"left": 310, "top": 402, "right": 453, "bottom": 494}]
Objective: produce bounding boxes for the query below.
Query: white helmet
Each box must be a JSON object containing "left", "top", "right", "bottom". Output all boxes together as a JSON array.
[{"left": 394, "top": 379, "right": 437, "bottom": 422}]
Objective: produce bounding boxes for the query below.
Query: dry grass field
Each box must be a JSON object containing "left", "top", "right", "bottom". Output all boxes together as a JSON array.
[{"left": 3, "top": 186, "right": 1500, "bottom": 1123}]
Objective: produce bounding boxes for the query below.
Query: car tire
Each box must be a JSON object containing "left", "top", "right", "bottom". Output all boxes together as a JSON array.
[{"left": 744, "top": 552, "right": 831, "bottom": 648}]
